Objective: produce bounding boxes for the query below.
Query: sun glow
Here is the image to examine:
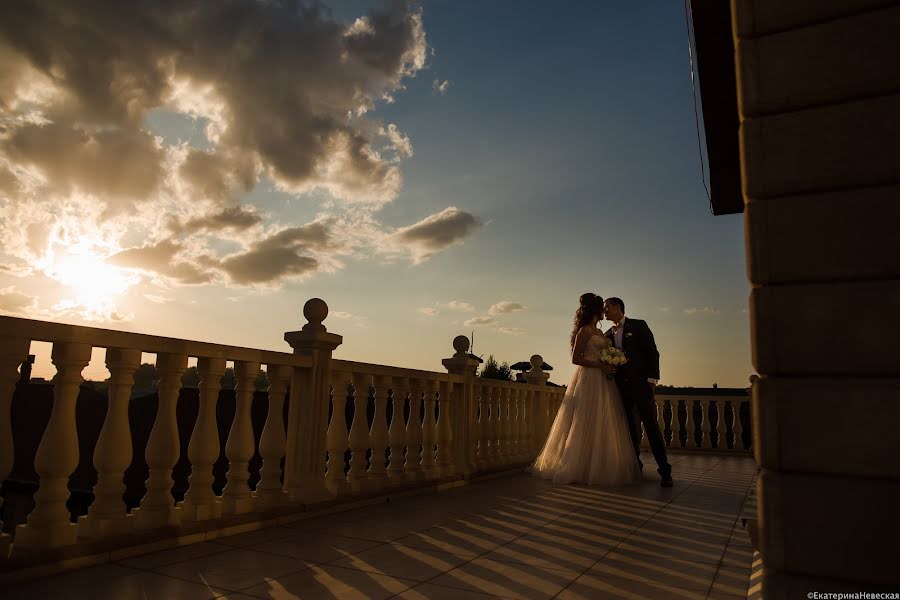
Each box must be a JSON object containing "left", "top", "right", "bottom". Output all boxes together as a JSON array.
[{"left": 47, "top": 252, "right": 138, "bottom": 319}]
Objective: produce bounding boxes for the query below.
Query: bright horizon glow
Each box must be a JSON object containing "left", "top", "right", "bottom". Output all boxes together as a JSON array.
[{"left": 45, "top": 252, "right": 137, "bottom": 320}]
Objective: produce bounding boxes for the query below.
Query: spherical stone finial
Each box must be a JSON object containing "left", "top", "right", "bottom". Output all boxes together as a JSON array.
[
  {"left": 529, "top": 354, "right": 543, "bottom": 370},
  {"left": 452, "top": 335, "right": 470, "bottom": 357},
  {"left": 303, "top": 298, "right": 328, "bottom": 328},
  {"left": 749, "top": 374, "right": 760, "bottom": 384}
]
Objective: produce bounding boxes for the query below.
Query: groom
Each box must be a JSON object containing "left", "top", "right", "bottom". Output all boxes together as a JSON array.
[{"left": 603, "top": 297, "right": 673, "bottom": 487}]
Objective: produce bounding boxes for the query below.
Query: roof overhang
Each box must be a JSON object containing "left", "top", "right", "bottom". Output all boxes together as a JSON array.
[{"left": 690, "top": 0, "right": 743, "bottom": 215}]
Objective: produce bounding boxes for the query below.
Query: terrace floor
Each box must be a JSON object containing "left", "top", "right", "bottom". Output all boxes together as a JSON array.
[{"left": 3, "top": 453, "right": 759, "bottom": 599}]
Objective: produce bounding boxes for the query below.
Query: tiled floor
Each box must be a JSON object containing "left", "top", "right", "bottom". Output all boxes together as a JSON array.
[{"left": 3, "top": 453, "right": 759, "bottom": 599}]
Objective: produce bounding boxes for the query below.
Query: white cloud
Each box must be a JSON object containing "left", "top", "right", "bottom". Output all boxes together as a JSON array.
[
  {"left": 390, "top": 207, "right": 482, "bottom": 264},
  {"left": 443, "top": 300, "right": 475, "bottom": 312},
  {"left": 0, "top": 286, "right": 38, "bottom": 316},
  {"left": 143, "top": 294, "right": 173, "bottom": 304},
  {"left": 498, "top": 327, "right": 525, "bottom": 336},
  {"left": 329, "top": 310, "right": 366, "bottom": 328},
  {"left": 684, "top": 307, "right": 721, "bottom": 316},
  {"left": 464, "top": 316, "right": 496, "bottom": 327},
  {"left": 432, "top": 79, "right": 451, "bottom": 95},
  {"left": 418, "top": 307, "right": 439, "bottom": 316},
  {"left": 489, "top": 301, "right": 526, "bottom": 315},
  {"left": 657, "top": 306, "right": 671, "bottom": 313}
]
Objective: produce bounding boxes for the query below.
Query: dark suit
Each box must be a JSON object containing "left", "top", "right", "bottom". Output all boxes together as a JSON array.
[{"left": 606, "top": 317, "right": 671, "bottom": 477}]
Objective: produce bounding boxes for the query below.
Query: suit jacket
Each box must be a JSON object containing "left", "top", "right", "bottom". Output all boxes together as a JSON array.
[{"left": 605, "top": 317, "right": 660, "bottom": 382}]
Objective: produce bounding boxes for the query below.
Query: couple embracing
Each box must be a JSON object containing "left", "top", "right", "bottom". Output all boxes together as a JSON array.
[{"left": 532, "top": 293, "right": 673, "bottom": 487}]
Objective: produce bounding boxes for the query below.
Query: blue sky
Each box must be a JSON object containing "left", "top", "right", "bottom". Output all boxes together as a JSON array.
[{"left": 0, "top": 0, "right": 750, "bottom": 387}]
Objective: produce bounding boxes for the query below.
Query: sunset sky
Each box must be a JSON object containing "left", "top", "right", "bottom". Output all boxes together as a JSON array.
[{"left": 0, "top": 1, "right": 750, "bottom": 387}]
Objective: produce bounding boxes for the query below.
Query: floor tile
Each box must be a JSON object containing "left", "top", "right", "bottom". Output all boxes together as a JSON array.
[
  {"left": 591, "top": 549, "right": 721, "bottom": 591},
  {"left": 558, "top": 569, "right": 709, "bottom": 600},
  {"left": 392, "top": 524, "right": 504, "bottom": 557},
  {"left": 117, "top": 541, "right": 234, "bottom": 570},
  {"left": 153, "top": 547, "right": 311, "bottom": 592},
  {"left": 248, "top": 531, "right": 381, "bottom": 563},
  {"left": 398, "top": 581, "right": 513, "bottom": 600},
  {"left": 429, "top": 557, "right": 581, "bottom": 600},
  {"left": 2, "top": 563, "right": 227, "bottom": 600},
  {"left": 213, "top": 526, "right": 298, "bottom": 548},
  {"left": 238, "top": 564, "right": 416, "bottom": 600},
  {"left": 328, "top": 542, "right": 471, "bottom": 581}
]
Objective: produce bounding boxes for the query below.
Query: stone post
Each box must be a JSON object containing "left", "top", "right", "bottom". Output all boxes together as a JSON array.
[
  {"left": 523, "top": 354, "right": 549, "bottom": 455},
  {"left": 283, "top": 298, "right": 342, "bottom": 504},
  {"left": 442, "top": 335, "right": 480, "bottom": 479}
]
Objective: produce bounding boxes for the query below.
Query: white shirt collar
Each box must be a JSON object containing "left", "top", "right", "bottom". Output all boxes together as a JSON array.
[{"left": 615, "top": 317, "right": 626, "bottom": 329}]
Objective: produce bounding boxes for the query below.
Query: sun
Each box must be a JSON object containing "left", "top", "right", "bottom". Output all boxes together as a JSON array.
[{"left": 49, "top": 252, "right": 138, "bottom": 317}]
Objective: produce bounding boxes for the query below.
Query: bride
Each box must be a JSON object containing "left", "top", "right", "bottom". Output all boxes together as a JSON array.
[{"left": 532, "top": 293, "right": 641, "bottom": 486}]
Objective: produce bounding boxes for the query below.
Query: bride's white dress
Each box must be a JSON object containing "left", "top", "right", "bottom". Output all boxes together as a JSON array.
[{"left": 532, "top": 334, "right": 641, "bottom": 486}]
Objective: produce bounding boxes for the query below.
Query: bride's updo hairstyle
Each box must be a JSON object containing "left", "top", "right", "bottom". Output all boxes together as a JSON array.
[{"left": 571, "top": 293, "right": 604, "bottom": 347}]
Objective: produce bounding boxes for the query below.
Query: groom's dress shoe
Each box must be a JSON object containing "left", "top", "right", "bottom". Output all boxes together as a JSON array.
[{"left": 661, "top": 474, "right": 674, "bottom": 488}]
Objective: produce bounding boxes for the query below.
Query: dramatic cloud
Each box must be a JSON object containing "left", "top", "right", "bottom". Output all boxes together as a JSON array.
[
  {"left": 464, "top": 316, "right": 496, "bottom": 327},
  {"left": 171, "top": 206, "right": 263, "bottom": 235},
  {"left": 489, "top": 301, "right": 526, "bottom": 315},
  {"left": 109, "top": 240, "right": 214, "bottom": 285},
  {"left": 220, "top": 248, "right": 318, "bottom": 286},
  {"left": 392, "top": 207, "right": 482, "bottom": 263},
  {"left": 432, "top": 79, "right": 451, "bottom": 95},
  {"left": 0, "top": 1, "right": 484, "bottom": 320},
  {"left": 684, "top": 306, "right": 721, "bottom": 316}
]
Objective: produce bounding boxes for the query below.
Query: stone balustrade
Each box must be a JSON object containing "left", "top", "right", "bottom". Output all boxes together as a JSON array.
[
  {"left": 0, "top": 299, "right": 565, "bottom": 565},
  {"left": 642, "top": 390, "right": 752, "bottom": 453}
]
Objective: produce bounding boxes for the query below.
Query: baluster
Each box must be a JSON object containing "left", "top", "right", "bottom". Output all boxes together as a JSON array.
[
  {"left": 16, "top": 342, "right": 91, "bottom": 548},
  {"left": 700, "top": 399, "right": 712, "bottom": 449},
  {"left": 482, "top": 385, "right": 496, "bottom": 465},
  {"left": 0, "top": 336, "right": 30, "bottom": 553},
  {"left": 472, "top": 383, "right": 484, "bottom": 467},
  {"left": 405, "top": 379, "right": 424, "bottom": 480},
  {"left": 499, "top": 387, "right": 512, "bottom": 464},
  {"left": 733, "top": 400, "right": 745, "bottom": 450},
  {"left": 387, "top": 378, "right": 408, "bottom": 482},
  {"left": 656, "top": 397, "right": 666, "bottom": 447},
  {"left": 686, "top": 400, "right": 698, "bottom": 448},
  {"left": 671, "top": 400, "right": 682, "bottom": 447},
  {"left": 326, "top": 372, "right": 351, "bottom": 494},
  {"left": 435, "top": 380, "right": 453, "bottom": 476},
  {"left": 347, "top": 372, "right": 371, "bottom": 492},
  {"left": 522, "top": 386, "right": 537, "bottom": 452},
  {"left": 517, "top": 388, "right": 530, "bottom": 459},
  {"left": 256, "top": 364, "right": 291, "bottom": 509},
  {"left": 220, "top": 361, "right": 261, "bottom": 515},
  {"left": 79, "top": 348, "right": 141, "bottom": 537},
  {"left": 421, "top": 379, "right": 439, "bottom": 478},
  {"left": 716, "top": 399, "right": 727, "bottom": 450},
  {"left": 508, "top": 387, "right": 520, "bottom": 461},
  {"left": 134, "top": 353, "right": 187, "bottom": 529},
  {"left": 368, "top": 375, "right": 391, "bottom": 491},
  {"left": 492, "top": 385, "right": 504, "bottom": 465},
  {"left": 180, "top": 357, "right": 226, "bottom": 520}
]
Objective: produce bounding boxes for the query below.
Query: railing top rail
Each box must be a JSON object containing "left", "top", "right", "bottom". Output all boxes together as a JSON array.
[
  {"left": 656, "top": 392, "right": 749, "bottom": 401},
  {"left": 474, "top": 378, "right": 557, "bottom": 392},
  {"left": 331, "top": 358, "right": 463, "bottom": 383},
  {"left": 0, "top": 315, "right": 312, "bottom": 368}
]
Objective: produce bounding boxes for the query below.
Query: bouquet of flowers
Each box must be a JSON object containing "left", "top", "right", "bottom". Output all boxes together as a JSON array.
[{"left": 599, "top": 347, "right": 627, "bottom": 379}]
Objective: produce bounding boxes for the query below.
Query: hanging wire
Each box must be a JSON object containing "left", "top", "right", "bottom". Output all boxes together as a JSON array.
[{"left": 683, "top": 0, "right": 714, "bottom": 214}]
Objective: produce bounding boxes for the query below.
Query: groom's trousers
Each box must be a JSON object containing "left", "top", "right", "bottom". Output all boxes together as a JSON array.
[{"left": 619, "top": 381, "right": 671, "bottom": 476}]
